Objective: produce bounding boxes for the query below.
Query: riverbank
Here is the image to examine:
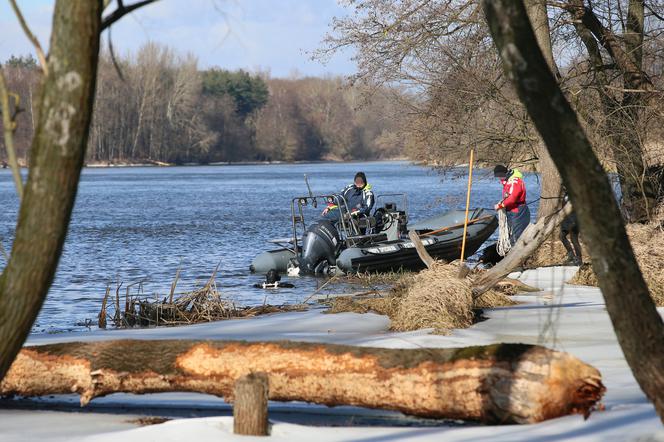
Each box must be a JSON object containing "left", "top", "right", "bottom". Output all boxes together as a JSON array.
[
  {"left": 82, "top": 158, "right": 411, "bottom": 168},
  {"left": 1, "top": 266, "right": 662, "bottom": 441},
  {"left": 0, "top": 158, "right": 412, "bottom": 169}
]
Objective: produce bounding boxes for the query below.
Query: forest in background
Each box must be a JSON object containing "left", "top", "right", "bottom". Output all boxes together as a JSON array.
[{"left": 0, "top": 46, "right": 407, "bottom": 165}]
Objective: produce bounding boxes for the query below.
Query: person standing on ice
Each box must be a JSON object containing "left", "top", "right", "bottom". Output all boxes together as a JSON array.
[{"left": 493, "top": 165, "right": 531, "bottom": 247}]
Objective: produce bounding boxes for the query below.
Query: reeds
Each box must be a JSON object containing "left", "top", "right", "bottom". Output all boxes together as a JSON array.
[{"left": 98, "top": 266, "right": 306, "bottom": 328}]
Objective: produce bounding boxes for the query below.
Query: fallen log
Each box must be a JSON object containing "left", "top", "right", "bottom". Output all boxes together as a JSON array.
[{"left": 1, "top": 340, "right": 603, "bottom": 424}]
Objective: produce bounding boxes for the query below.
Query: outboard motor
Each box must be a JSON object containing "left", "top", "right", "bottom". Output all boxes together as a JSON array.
[{"left": 297, "top": 219, "right": 341, "bottom": 274}]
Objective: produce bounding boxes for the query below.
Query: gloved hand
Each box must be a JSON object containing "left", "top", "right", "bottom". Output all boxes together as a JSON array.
[
  {"left": 350, "top": 209, "right": 360, "bottom": 217},
  {"left": 322, "top": 203, "right": 335, "bottom": 215}
]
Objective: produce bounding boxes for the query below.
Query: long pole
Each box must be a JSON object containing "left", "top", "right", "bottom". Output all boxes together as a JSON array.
[{"left": 459, "top": 149, "right": 474, "bottom": 265}]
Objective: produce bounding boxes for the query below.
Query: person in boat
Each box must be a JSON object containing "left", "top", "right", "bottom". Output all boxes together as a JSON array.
[
  {"left": 322, "top": 171, "right": 375, "bottom": 222},
  {"left": 493, "top": 165, "right": 531, "bottom": 246},
  {"left": 560, "top": 191, "right": 582, "bottom": 265}
]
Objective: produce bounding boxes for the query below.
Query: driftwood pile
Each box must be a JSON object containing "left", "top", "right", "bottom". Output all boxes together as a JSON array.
[{"left": 98, "top": 267, "right": 305, "bottom": 328}]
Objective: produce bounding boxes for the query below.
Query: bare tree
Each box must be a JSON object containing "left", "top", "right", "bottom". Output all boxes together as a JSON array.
[
  {"left": 483, "top": 0, "right": 664, "bottom": 420},
  {"left": 0, "top": 0, "right": 161, "bottom": 383},
  {"left": 321, "top": 0, "right": 664, "bottom": 219},
  {"left": 553, "top": 0, "right": 662, "bottom": 221},
  {"left": 0, "top": 0, "right": 103, "bottom": 381}
]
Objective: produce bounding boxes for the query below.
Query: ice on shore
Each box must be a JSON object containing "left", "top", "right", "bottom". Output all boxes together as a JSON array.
[{"left": 2, "top": 266, "right": 663, "bottom": 442}]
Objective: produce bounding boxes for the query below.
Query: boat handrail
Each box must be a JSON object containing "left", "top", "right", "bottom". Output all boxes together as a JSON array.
[{"left": 289, "top": 194, "right": 361, "bottom": 251}]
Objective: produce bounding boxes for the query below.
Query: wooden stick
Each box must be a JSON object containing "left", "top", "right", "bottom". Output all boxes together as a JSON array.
[
  {"left": 420, "top": 214, "right": 494, "bottom": 237},
  {"left": 460, "top": 149, "right": 475, "bottom": 265},
  {"left": 408, "top": 230, "right": 434, "bottom": 269},
  {"left": 8, "top": 0, "right": 49, "bottom": 76},
  {"left": 233, "top": 372, "right": 269, "bottom": 436}
]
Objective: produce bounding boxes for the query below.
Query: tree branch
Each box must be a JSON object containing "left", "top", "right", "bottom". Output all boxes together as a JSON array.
[
  {"left": 8, "top": 0, "right": 49, "bottom": 76},
  {"left": 564, "top": 0, "right": 653, "bottom": 91},
  {"left": 0, "top": 68, "right": 24, "bottom": 199},
  {"left": 645, "top": 1, "right": 664, "bottom": 22},
  {"left": 102, "top": 0, "right": 159, "bottom": 30}
]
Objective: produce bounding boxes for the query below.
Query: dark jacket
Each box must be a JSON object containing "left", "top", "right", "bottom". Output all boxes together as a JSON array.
[{"left": 340, "top": 183, "right": 375, "bottom": 215}]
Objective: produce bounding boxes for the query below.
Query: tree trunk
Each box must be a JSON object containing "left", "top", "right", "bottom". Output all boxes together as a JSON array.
[
  {"left": 1, "top": 340, "right": 604, "bottom": 425},
  {"left": 471, "top": 203, "right": 572, "bottom": 298},
  {"left": 233, "top": 372, "right": 269, "bottom": 436},
  {"left": 615, "top": 0, "right": 657, "bottom": 222},
  {"left": 524, "top": 0, "right": 563, "bottom": 219},
  {"left": 0, "top": 1, "right": 102, "bottom": 381},
  {"left": 483, "top": 0, "right": 664, "bottom": 421},
  {"left": 565, "top": 0, "right": 656, "bottom": 222}
]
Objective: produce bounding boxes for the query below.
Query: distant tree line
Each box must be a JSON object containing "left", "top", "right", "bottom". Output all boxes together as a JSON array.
[{"left": 0, "top": 44, "right": 406, "bottom": 165}]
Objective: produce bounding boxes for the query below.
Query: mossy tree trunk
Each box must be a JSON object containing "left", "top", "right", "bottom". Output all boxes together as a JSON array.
[
  {"left": 482, "top": 0, "right": 664, "bottom": 421},
  {"left": 0, "top": 1, "right": 102, "bottom": 380},
  {"left": 1, "top": 340, "right": 604, "bottom": 425}
]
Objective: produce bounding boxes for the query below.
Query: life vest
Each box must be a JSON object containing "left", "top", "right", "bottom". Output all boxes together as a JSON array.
[{"left": 497, "top": 169, "right": 527, "bottom": 213}]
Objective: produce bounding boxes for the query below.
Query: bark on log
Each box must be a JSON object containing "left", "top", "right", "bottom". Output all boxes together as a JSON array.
[
  {"left": 0, "top": 340, "right": 604, "bottom": 425},
  {"left": 471, "top": 203, "right": 572, "bottom": 298},
  {"left": 233, "top": 372, "right": 269, "bottom": 436}
]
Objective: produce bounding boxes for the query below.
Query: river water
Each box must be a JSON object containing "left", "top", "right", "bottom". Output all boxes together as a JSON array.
[{"left": 0, "top": 161, "right": 543, "bottom": 333}]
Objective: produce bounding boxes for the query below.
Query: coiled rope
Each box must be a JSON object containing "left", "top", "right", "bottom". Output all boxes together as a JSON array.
[{"left": 497, "top": 208, "right": 512, "bottom": 257}]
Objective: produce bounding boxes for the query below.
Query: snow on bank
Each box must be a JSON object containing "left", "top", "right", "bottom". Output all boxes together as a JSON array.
[{"left": 2, "top": 266, "right": 663, "bottom": 441}]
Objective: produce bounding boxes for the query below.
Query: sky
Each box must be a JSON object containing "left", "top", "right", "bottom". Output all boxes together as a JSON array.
[{"left": 0, "top": 0, "right": 357, "bottom": 77}]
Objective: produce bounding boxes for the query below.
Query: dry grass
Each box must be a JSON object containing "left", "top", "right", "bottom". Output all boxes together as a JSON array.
[
  {"left": 524, "top": 238, "right": 590, "bottom": 268},
  {"left": 324, "top": 295, "right": 401, "bottom": 317},
  {"left": 568, "top": 263, "right": 598, "bottom": 286},
  {"left": 567, "top": 213, "right": 664, "bottom": 306},
  {"left": 473, "top": 289, "right": 519, "bottom": 309},
  {"left": 126, "top": 417, "right": 171, "bottom": 426},
  {"left": 326, "top": 261, "right": 519, "bottom": 334},
  {"left": 390, "top": 262, "right": 473, "bottom": 334}
]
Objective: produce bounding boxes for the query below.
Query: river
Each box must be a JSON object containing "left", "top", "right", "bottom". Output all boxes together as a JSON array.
[{"left": 0, "top": 161, "right": 543, "bottom": 333}]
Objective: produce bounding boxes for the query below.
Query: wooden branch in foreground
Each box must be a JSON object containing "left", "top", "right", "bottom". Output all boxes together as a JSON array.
[
  {"left": 408, "top": 230, "right": 434, "bottom": 269},
  {"left": 471, "top": 203, "right": 572, "bottom": 298},
  {"left": 9, "top": 0, "right": 49, "bottom": 76},
  {"left": 102, "top": 0, "right": 159, "bottom": 30},
  {"left": 1, "top": 340, "right": 604, "bottom": 425}
]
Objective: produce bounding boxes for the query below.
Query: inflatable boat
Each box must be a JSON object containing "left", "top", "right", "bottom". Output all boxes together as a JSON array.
[{"left": 250, "top": 193, "right": 497, "bottom": 275}]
